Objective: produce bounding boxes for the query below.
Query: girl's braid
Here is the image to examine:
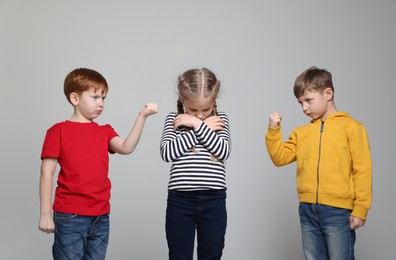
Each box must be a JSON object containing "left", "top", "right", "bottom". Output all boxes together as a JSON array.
[{"left": 177, "top": 99, "right": 184, "bottom": 114}]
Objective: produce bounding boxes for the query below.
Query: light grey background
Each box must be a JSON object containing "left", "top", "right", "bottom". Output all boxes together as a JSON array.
[{"left": 1, "top": 0, "right": 395, "bottom": 259}]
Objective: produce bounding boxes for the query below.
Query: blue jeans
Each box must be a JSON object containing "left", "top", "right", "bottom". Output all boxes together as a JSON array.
[
  {"left": 299, "top": 203, "right": 356, "bottom": 260},
  {"left": 52, "top": 212, "right": 110, "bottom": 260},
  {"left": 166, "top": 190, "right": 227, "bottom": 260}
]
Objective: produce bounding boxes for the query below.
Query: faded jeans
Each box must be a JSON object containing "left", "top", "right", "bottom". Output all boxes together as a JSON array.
[{"left": 299, "top": 203, "right": 356, "bottom": 260}]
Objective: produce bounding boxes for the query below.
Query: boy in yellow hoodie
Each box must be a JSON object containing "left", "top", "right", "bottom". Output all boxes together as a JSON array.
[{"left": 265, "top": 66, "right": 372, "bottom": 260}]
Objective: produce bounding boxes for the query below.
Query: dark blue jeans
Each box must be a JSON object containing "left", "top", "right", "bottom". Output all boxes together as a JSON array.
[
  {"left": 52, "top": 212, "right": 110, "bottom": 260},
  {"left": 166, "top": 190, "right": 227, "bottom": 260},
  {"left": 299, "top": 203, "right": 356, "bottom": 260}
]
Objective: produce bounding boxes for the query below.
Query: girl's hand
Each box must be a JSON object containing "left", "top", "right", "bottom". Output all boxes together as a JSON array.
[
  {"left": 204, "top": 116, "right": 225, "bottom": 131},
  {"left": 269, "top": 111, "right": 282, "bottom": 127},
  {"left": 173, "top": 114, "right": 201, "bottom": 130},
  {"left": 140, "top": 103, "right": 158, "bottom": 118},
  {"left": 350, "top": 215, "right": 365, "bottom": 230},
  {"left": 39, "top": 214, "right": 55, "bottom": 234}
]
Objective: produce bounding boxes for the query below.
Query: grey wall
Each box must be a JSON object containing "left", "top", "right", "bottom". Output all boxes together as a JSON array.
[{"left": 1, "top": 0, "right": 395, "bottom": 259}]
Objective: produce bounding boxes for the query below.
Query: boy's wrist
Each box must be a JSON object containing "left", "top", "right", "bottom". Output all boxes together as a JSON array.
[
  {"left": 352, "top": 205, "right": 368, "bottom": 220},
  {"left": 137, "top": 112, "right": 148, "bottom": 120},
  {"left": 40, "top": 211, "right": 52, "bottom": 217},
  {"left": 267, "top": 125, "right": 281, "bottom": 131}
]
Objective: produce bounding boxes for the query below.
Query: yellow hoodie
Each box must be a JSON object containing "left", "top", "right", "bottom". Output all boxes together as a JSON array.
[{"left": 265, "top": 112, "right": 372, "bottom": 220}]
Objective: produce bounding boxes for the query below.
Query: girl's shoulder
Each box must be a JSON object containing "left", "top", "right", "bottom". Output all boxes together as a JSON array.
[
  {"left": 217, "top": 111, "right": 229, "bottom": 119},
  {"left": 166, "top": 111, "right": 178, "bottom": 118}
]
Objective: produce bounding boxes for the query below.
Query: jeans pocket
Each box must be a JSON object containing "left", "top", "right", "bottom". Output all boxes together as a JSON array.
[{"left": 54, "top": 212, "right": 77, "bottom": 221}]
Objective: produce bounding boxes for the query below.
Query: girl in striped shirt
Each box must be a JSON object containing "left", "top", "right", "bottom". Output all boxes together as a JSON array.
[{"left": 160, "top": 68, "right": 231, "bottom": 260}]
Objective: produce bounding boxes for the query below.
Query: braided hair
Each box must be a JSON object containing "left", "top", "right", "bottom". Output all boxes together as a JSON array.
[
  {"left": 176, "top": 68, "right": 222, "bottom": 162},
  {"left": 176, "top": 68, "right": 220, "bottom": 115}
]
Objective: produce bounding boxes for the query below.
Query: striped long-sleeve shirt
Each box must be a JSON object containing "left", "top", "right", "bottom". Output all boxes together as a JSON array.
[{"left": 160, "top": 111, "right": 231, "bottom": 191}]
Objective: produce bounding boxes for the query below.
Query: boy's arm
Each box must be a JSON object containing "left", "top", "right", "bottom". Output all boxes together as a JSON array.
[
  {"left": 110, "top": 103, "right": 158, "bottom": 155},
  {"left": 39, "top": 158, "right": 57, "bottom": 233},
  {"left": 265, "top": 112, "right": 297, "bottom": 166},
  {"left": 349, "top": 123, "right": 372, "bottom": 221}
]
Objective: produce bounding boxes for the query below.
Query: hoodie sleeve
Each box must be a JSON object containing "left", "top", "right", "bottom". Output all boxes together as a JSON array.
[
  {"left": 265, "top": 126, "right": 297, "bottom": 166},
  {"left": 348, "top": 123, "right": 372, "bottom": 220}
]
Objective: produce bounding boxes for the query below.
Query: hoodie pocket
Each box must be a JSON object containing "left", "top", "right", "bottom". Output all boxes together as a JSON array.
[
  {"left": 318, "top": 158, "right": 351, "bottom": 197},
  {"left": 296, "top": 158, "right": 318, "bottom": 193}
]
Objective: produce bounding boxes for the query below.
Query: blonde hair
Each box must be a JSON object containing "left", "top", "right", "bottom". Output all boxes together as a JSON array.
[
  {"left": 177, "top": 68, "right": 220, "bottom": 116},
  {"left": 177, "top": 68, "right": 222, "bottom": 162}
]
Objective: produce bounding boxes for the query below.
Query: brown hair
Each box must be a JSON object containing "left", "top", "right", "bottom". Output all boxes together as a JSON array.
[
  {"left": 176, "top": 68, "right": 220, "bottom": 116},
  {"left": 64, "top": 68, "right": 108, "bottom": 104},
  {"left": 293, "top": 66, "right": 334, "bottom": 99}
]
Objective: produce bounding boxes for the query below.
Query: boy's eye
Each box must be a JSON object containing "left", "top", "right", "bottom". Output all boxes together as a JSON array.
[{"left": 92, "top": 95, "right": 105, "bottom": 100}]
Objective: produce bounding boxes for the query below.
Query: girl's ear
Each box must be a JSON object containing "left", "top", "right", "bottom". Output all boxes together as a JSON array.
[
  {"left": 70, "top": 92, "right": 79, "bottom": 105},
  {"left": 324, "top": 87, "right": 334, "bottom": 100}
]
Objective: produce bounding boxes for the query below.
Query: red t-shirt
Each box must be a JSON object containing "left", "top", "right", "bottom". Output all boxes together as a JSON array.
[{"left": 41, "top": 121, "right": 119, "bottom": 216}]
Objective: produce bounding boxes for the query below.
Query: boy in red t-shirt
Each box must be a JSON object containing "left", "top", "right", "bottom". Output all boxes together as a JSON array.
[{"left": 38, "top": 68, "right": 158, "bottom": 259}]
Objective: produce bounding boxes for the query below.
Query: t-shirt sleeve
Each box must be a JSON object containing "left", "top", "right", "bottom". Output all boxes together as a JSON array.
[
  {"left": 106, "top": 124, "right": 119, "bottom": 154},
  {"left": 41, "top": 125, "right": 61, "bottom": 159}
]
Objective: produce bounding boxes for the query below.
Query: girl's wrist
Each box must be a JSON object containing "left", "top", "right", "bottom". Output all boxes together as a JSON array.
[{"left": 194, "top": 119, "right": 202, "bottom": 130}]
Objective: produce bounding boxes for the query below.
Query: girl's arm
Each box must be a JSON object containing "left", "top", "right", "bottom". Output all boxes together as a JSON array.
[
  {"left": 110, "top": 103, "right": 158, "bottom": 155},
  {"left": 194, "top": 113, "right": 231, "bottom": 161},
  {"left": 160, "top": 113, "right": 199, "bottom": 162},
  {"left": 38, "top": 158, "right": 57, "bottom": 234}
]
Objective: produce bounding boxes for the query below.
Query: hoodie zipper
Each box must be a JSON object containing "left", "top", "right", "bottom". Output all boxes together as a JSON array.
[{"left": 316, "top": 120, "right": 325, "bottom": 203}]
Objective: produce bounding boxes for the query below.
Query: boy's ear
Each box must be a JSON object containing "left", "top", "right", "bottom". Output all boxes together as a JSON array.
[
  {"left": 70, "top": 92, "right": 79, "bottom": 105},
  {"left": 324, "top": 87, "right": 334, "bottom": 100}
]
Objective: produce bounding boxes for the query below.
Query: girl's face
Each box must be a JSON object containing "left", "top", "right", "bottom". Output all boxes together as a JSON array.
[{"left": 183, "top": 97, "right": 215, "bottom": 120}]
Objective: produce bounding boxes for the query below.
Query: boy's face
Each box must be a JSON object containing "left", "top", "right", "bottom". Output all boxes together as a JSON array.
[
  {"left": 297, "top": 88, "right": 333, "bottom": 120},
  {"left": 183, "top": 97, "right": 214, "bottom": 120},
  {"left": 72, "top": 88, "right": 107, "bottom": 122}
]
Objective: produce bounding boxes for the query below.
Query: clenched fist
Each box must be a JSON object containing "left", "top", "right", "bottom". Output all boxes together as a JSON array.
[
  {"left": 140, "top": 102, "right": 158, "bottom": 118},
  {"left": 269, "top": 111, "right": 282, "bottom": 128}
]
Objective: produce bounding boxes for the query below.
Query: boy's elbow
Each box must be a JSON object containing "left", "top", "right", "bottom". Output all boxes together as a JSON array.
[
  {"left": 270, "top": 157, "right": 286, "bottom": 167},
  {"left": 116, "top": 147, "right": 134, "bottom": 155},
  {"left": 122, "top": 150, "right": 134, "bottom": 155},
  {"left": 273, "top": 162, "right": 284, "bottom": 167}
]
